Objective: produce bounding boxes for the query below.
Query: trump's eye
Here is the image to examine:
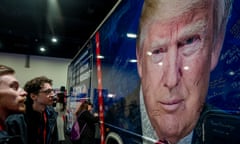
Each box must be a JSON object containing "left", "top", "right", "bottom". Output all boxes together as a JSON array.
[
  {"left": 178, "top": 35, "right": 201, "bottom": 56},
  {"left": 152, "top": 48, "right": 165, "bottom": 54},
  {"left": 148, "top": 47, "right": 167, "bottom": 64},
  {"left": 178, "top": 35, "right": 200, "bottom": 47}
]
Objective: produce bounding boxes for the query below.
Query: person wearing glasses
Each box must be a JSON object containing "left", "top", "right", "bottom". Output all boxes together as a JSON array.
[
  {"left": 0, "top": 65, "right": 27, "bottom": 144},
  {"left": 136, "top": 0, "right": 232, "bottom": 143},
  {"left": 6, "top": 76, "right": 58, "bottom": 144}
]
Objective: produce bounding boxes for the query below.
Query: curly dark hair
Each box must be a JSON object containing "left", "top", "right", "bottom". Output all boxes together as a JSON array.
[{"left": 24, "top": 76, "right": 52, "bottom": 95}]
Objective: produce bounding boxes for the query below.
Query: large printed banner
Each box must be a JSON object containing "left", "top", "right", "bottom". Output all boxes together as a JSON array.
[{"left": 67, "top": 0, "right": 240, "bottom": 143}]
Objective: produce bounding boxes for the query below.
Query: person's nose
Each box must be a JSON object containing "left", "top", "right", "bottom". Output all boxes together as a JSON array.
[
  {"left": 163, "top": 48, "right": 181, "bottom": 89},
  {"left": 49, "top": 91, "right": 55, "bottom": 98},
  {"left": 19, "top": 88, "right": 27, "bottom": 97}
]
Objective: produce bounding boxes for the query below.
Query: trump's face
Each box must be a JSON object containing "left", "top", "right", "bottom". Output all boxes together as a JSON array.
[{"left": 137, "top": 0, "right": 221, "bottom": 143}]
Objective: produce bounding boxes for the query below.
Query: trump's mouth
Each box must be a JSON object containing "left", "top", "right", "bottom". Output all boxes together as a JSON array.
[{"left": 159, "top": 99, "right": 184, "bottom": 113}]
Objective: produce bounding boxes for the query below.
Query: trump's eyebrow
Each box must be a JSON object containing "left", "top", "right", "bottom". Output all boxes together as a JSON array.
[
  {"left": 148, "top": 19, "right": 207, "bottom": 50},
  {"left": 178, "top": 19, "right": 207, "bottom": 40},
  {"left": 150, "top": 38, "right": 168, "bottom": 50}
]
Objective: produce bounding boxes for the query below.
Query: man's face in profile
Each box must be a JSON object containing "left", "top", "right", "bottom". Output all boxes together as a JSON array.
[
  {"left": 0, "top": 74, "right": 26, "bottom": 114},
  {"left": 32, "top": 83, "right": 55, "bottom": 112},
  {"left": 137, "top": 0, "right": 221, "bottom": 142}
]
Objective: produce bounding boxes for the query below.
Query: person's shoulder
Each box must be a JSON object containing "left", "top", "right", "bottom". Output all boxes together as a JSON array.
[
  {"left": 5, "top": 114, "right": 25, "bottom": 125},
  {"left": 0, "top": 130, "right": 10, "bottom": 143},
  {"left": 46, "top": 106, "right": 57, "bottom": 113},
  {"left": 0, "top": 130, "right": 23, "bottom": 144},
  {"left": 0, "top": 130, "right": 8, "bottom": 137},
  {"left": 5, "top": 114, "right": 26, "bottom": 135},
  {"left": 78, "top": 110, "right": 90, "bottom": 118},
  {"left": 46, "top": 106, "right": 58, "bottom": 118},
  {"left": 78, "top": 110, "right": 87, "bottom": 115},
  {"left": 6, "top": 113, "right": 24, "bottom": 119}
]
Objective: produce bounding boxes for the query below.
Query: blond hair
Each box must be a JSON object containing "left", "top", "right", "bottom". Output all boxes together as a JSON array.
[{"left": 0, "top": 65, "right": 15, "bottom": 77}]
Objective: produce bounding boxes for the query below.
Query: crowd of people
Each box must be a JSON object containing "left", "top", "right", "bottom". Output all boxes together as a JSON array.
[{"left": 0, "top": 64, "right": 99, "bottom": 144}]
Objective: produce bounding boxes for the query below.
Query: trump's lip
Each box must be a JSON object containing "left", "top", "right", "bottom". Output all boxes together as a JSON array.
[{"left": 159, "top": 99, "right": 184, "bottom": 112}]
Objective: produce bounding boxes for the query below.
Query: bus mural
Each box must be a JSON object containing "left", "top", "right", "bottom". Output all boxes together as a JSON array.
[{"left": 66, "top": 0, "right": 240, "bottom": 143}]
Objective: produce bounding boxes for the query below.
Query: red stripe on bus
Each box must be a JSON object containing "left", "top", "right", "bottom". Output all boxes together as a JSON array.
[{"left": 95, "top": 31, "right": 105, "bottom": 144}]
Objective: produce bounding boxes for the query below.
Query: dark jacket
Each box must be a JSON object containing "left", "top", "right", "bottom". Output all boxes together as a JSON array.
[
  {"left": 5, "top": 114, "right": 27, "bottom": 144},
  {"left": 0, "top": 130, "right": 24, "bottom": 144},
  {"left": 25, "top": 105, "right": 58, "bottom": 144},
  {"left": 5, "top": 105, "right": 58, "bottom": 144},
  {"left": 76, "top": 110, "right": 99, "bottom": 144}
]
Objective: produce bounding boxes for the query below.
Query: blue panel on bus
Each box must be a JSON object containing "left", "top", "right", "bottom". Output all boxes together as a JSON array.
[{"left": 207, "top": 0, "right": 240, "bottom": 112}]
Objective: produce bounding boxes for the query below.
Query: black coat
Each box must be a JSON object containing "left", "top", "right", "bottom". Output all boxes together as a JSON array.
[
  {"left": 5, "top": 106, "right": 58, "bottom": 144},
  {"left": 4, "top": 114, "right": 27, "bottom": 144},
  {"left": 0, "top": 130, "right": 24, "bottom": 144},
  {"left": 76, "top": 110, "right": 99, "bottom": 144},
  {"left": 25, "top": 105, "right": 58, "bottom": 144}
]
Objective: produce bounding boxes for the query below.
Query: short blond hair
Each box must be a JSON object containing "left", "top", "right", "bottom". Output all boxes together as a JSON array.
[{"left": 0, "top": 64, "right": 15, "bottom": 77}]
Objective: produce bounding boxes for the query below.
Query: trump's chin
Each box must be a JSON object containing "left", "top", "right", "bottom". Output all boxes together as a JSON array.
[
  {"left": 156, "top": 129, "right": 188, "bottom": 144},
  {"left": 153, "top": 117, "right": 193, "bottom": 144}
]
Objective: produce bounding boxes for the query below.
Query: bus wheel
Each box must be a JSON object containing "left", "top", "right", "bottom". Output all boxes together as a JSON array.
[{"left": 105, "top": 132, "right": 123, "bottom": 144}]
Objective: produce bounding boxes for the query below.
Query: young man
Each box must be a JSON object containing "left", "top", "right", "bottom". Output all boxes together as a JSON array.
[
  {"left": 7, "top": 76, "right": 58, "bottom": 144},
  {"left": 0, "top": 65, "right": 27, "bottom": 144},
  {"left": 136, "top": 0, "right": 232, "bottom": 143}
]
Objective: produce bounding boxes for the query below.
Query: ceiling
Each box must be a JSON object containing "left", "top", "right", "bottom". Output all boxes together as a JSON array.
[{"left": 0, "top": 0, "right": 118, "bottom": 59}]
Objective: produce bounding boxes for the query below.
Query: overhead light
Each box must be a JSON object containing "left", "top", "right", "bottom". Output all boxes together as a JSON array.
[
  {"left": 126, "top": 33, "right": 137, "bottom": 38},
  {"left": 40, "top": 46, "right": 46, "bottom": 52},
  {"left": 51, "top": 37, "right": 58, "bottom": 43}
]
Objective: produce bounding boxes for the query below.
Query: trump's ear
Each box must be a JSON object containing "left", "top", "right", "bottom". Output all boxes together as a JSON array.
[
  {"left": 136, "top": 47, "right": 143, "bottom": 78},
  {"left": 211, "top": 32, "right": 225, "bottom": 71}
]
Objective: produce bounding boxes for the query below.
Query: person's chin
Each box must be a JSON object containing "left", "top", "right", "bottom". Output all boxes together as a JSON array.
[
  {"left": 18, "top": 108, "right": 26, "bottom": 113},
  {"left": 13, "top": 106, "right": 26, "bottom": 114},
  {"left": 18, "top": 103, "right": 26, "bottom": 112}
]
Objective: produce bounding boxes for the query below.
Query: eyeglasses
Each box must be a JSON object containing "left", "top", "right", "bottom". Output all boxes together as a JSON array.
[{"left": 39, "top": 89, "right": 54, "bottom": 94}]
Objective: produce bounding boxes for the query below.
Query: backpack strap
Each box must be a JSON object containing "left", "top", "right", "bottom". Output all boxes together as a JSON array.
[
  {"left": 77, "top": 110, "right": 87, "bottom": 135},
  {"left": 77, "top": 110, "right": 86, "bottom": 118},
  {"left": 80, "top": 123, "right": 87, "bottom": 135}
]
